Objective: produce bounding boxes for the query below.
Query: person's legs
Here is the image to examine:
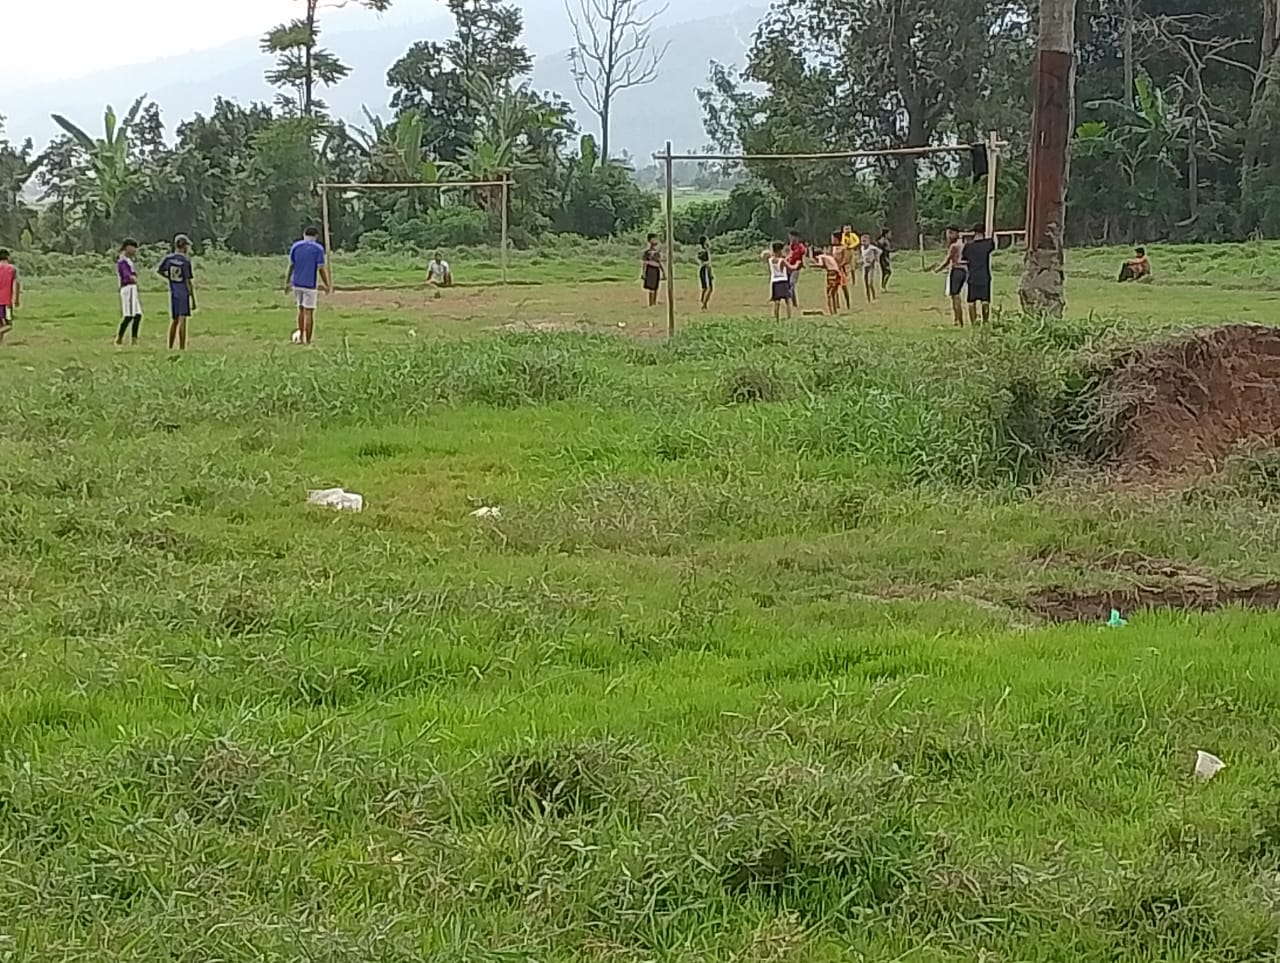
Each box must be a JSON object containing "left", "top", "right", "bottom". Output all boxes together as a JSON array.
[
  {"left": 951, "top": 295, "right": 965, "bottom": 326},
  {"left": 130, "top": 315, "right": 141, "bottom": 342},
  {"left": 981, "top": 301, "right": 991, "bottom": 324},
  {"left": 117, "top": 317, "right": 132, "bottom": 344},
  {"left": 968, "top": 302, "right": 978, "bottom": 325},
  {"left": 788, "top": 271, "right": 798, "bottom": 308},
  {"left": 0, "top": 306, "right": 10, "bottom": 344},
  {"left": 302, "top": 308, "right": 315, "bottom": 344},
  {"left": 178, "top": 316, "right": 188, "bottom": 350}
]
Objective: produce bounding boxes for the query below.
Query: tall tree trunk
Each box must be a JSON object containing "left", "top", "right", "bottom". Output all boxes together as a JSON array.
[
  {"left": 888, "top": 155, "right": 919, "bottom": 243},
  {"left": 601, "top": 102, "right": 611, "bottom": 162},
  {"left": 1244, "top": 0, "right": 1280, "bottom": 201},
  {"left": 1123, "top": 0, "right": 1135, "bottom": 104},
  {"left": 1020, "top": 0, "right": 1077, "bottom": 317}
]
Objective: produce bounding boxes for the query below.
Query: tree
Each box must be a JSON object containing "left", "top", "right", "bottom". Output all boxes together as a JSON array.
[
  {"left": 48, "top": 96, "right": 150, "bottom": 236},
  {"left": 387, "top": 0, "right": 533, "bottom": 160},
  {"left": 262, "top": 0, "right": 391, "bottom": 119},
  {"left": 1020, "top": 0, "right": 1077, "bottom": 316},
  {"left": 0, "top": 120, "right": 36, "bottom": 244},
  {"left": 699, "top": 0, "right": 1031, "bottom": 241},
  {"left": 565, "top": 0, "right": 669, "bottom": 160}
]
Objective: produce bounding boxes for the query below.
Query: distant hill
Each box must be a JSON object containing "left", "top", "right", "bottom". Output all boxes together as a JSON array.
[{"left": 5, "top": 3, "right": 763, "bottom": 161}]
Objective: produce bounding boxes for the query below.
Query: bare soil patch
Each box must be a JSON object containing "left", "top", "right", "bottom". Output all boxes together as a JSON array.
[
  {"left": 1097, "top": 323, "right": 1280, "bottom": 473},
  {"left": 1024, "top": 582, "right": 1280, "bottom": 623}
]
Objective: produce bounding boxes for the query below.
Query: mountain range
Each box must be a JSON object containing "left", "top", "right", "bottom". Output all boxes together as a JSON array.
[{"left": 5, "top": 1, "right": 764, "bottom": 160}]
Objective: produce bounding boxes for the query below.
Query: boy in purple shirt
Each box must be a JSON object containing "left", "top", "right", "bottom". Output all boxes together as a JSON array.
[
  {"left": 285, "top": 226, "right": 332, "bottom": 345},
  {"left": 116, "top": 238, "right": 142, "bottom": 345}
]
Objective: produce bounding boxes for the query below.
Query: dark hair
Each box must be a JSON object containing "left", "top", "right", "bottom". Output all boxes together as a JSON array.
[
  {"left": 947, "top": 225, "right": 960, "bottom": 234},
  {"left": 303, "top": 226, "right": 320, "bottom": 238},
  {"left": 1136, "top": 246, "right": 1146, "bottom": 255},
  {"left": 698, "top": 235, "right": 708, "bottom": 246},
  {"left": 880, "top": 228, "right": 891, "bottom": 237},
  {"left": 0, "top": 249, "right": 9, "bottom": 260},
  {"left": 771, "top": 241, "right": 785, "bottom": 254},
  {"left": 972, "top": 222, "right": 986, "bottom": 235},
  {"left": 121, "top": 238, "right": 138, "bottom": 250},
  {"left": 647, "top": 233, "right": 658, "bottom": 243},
  {"left": 812, "top": 244, "right": 824, "bottom": 255},
  {"left": 174, "top": 234, "right": 191, "bottom": 250},
  {"left": 788, "top": 229, "right": 800, "bottom": 238}
]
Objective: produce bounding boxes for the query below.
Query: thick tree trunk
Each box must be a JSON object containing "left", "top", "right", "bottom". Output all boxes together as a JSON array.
[
  {"left": 1123, "top": 0, "right": 1135, "bottom": 103},
  {"left": 1020, "top": 0, "right": 1077, "bottom": 317},
  {"left": 888, "top": 154, "right": 919, "bottom": 244},
  {"left": 1244, "top": 0, "right": 1280, "bottom": 194}
]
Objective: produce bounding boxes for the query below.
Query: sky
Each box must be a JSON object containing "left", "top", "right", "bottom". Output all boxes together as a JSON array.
[{"left": 8, "top": 0, "right": 424, "bottom": 90}]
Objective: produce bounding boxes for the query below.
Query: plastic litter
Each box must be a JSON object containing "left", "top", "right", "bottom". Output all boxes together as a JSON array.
[
  {"left": 1194, "top": 750, "right": 1225, "bottom": 781},
  {"left": 1107, "top": 608, "right": 1127, "bottom": 628},
  {"left": 470, "top": 506, "right": 502, "bottom": 519},
  {"left": 308, "top": 488, "right": 364, "bottom": 512},
  {"left": 291, "top": 329, "right": 302, "bottom": 344}
]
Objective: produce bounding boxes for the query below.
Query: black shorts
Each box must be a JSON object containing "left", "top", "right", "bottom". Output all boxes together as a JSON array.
[
  {"left": 947, "top": 268, "right": 968, "bottom": 298},
  {"left": 770, "top": 280, "right": 790, "bottom": 302},
  {"left": 643, "top": 266, "right": 661, "bottom": 292},
  {"left": 880, "top": 259, "right": 892, "bottom": 277},
  {"left": 967, "top": 275, "right": 992, "bottom": 303},
  {"left": 699, "top": 266, "right": 713, "bottom": 290}
]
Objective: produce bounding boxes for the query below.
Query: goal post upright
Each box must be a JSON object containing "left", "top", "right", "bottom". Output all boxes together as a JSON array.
[
  {"left": 652, "top": 139, "right": 1009, "bottom": 334},
  {"left": 315, "top": 178, "right": 515, "bottom": 288}
]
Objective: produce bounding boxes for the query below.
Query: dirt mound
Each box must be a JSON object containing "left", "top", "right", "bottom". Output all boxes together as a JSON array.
[
  {"left": 1099, "top": 324, "right": 1280, "bottom": 473},
  {"left": 1025, "top": 582, "right": 1280, "bottom": 623}
]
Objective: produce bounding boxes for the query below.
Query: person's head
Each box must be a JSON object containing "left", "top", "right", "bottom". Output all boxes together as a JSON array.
[
  {"left": 945, "top": 226, "right": 959, "bottom": 242},
  {"left": 647, "top": 233, "right": 658, "bottom": 248},
  {"left": 121, "top": 238, "right": 138, "bottom": 256},
  {"left": 174, "top": 234, "right": 191, "bottom": 253},
  {"left": 879, "top": 228, "right": 891, "bottom": 240},
  {"left": 771, "top": 241, "right": 785, "bottom": 255},
  {"left": 788, "top": 230, "right": 800, "bottom": 242},
  {"left": 433, "top": 251, "right": 443, "bottom": 263},
  {"left": 972, "top": 222, "right": 987, "bottom": 238},
  {"left": 842, "top": 224, "right": 852, "bottom": 234},
  {"left": 303, "top": 226, "right": 320, "bottom": 240},
  {"left": 698, "top": 235, "right": 708, "bottom": 248},
  {"left": 861, "top": 235, "right": 871, "bottom": 247},
  {"left": 0, "top": 249, "right": 9, "bottom": 262},
  {"left": 812, "top": 244, "right": 824, "bottom": 256},
  {"left": 1136, "top": 246, "right": 1146, "bottom": 256}
]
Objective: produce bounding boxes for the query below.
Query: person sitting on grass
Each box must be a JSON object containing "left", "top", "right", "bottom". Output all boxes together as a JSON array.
[
  {"left": 1118, "top": 246, "right": 1151, "bottom": 283},
  {"left": 427, "top": 252, "right": 453, "bottom": 288}
]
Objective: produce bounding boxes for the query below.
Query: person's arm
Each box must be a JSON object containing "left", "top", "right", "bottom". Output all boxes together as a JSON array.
[
  {"left": 11, "top": 274, "right": 19, "bottom": 310},
  {"left": 284, "top": 259, "right": 293, "bottom": 292},
  {"left": 186, "top": 264, "right": 197, "bottom": 311},
  {"left": 934, "top": 246, "right": 956, "bottom": 273},
  {"left": 319, "top": 264, "right": 333, "bottom": 295}
]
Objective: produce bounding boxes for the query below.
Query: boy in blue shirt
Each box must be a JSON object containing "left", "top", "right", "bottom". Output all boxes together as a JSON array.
[
  {"left": 158, "top": 234, "right": 196, "bottom": 350},
  {"left": 285, "top": 226, "right": 332, "bottom": 345}
]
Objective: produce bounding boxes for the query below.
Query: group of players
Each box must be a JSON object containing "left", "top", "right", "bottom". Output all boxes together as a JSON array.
[{"left": 639, "top": 223, "right": 1000, "bottom": 326}]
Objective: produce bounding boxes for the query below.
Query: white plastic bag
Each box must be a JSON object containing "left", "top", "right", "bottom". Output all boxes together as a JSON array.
[
  {"left": 308, "top": 488, "right": 364, "bottom": 512},
  {"left": 470, "top": 506, "right": 502, "bottom": 519}
]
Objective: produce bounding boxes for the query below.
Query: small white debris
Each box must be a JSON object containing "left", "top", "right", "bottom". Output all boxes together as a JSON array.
[
  {"left": 470, "top": 506, "right": 502, "bottom": 519},
  {"left": 308, "top": 488, "right": 364, "bottom": 512},
  {"left": 291, "top": 329, "right": 302, "bottom": 344},
  {"left": 1194, "top": 750, "right": 1225, "bottom": 781},
  {"left": 408, "top": 329, "right": 417, "bottom": 338}
]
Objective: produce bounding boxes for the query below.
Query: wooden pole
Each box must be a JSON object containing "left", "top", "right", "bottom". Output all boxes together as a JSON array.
[
  {"left": 321, "top": 186, "right": 333, "bottom": 285},
  {"left": 500, "top": 178, "right": 509, "bottom": 286},
  {"left": 664, "top": 141, "right": 675, "bottom": 338},
  {"left": 652, "top": 144, "right": 978, "bottom": 163},
  {"left": 918, "top": 232, "right": 925, "bottom": 271},
  {"left": 984, "top": 130, "right": 1001, "bottom": 239}
]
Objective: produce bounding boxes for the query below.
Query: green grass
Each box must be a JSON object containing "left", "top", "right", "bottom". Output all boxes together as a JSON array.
[{"left": 4, "top": 241, "right": 1280, "bottom": 960}]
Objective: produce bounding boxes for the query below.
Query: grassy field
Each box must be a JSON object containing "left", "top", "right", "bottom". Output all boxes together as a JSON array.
[{"left": 4, "top": 241, "right": 1280, "bottom": 961}]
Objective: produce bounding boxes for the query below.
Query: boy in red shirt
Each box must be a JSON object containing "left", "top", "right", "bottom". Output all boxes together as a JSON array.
[
  {"left": 786, "top": 230, "right": 807, "bottom": 308},
  {"left": 0, "top": 250, "right": 19, "bottom": 345}
]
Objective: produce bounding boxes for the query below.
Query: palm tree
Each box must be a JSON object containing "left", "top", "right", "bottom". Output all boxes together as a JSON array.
[{"left": 49, "top": 96, "right": 149, "bottom": 230}]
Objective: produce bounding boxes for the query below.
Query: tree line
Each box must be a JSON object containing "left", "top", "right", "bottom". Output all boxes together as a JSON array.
[
  {"left": 0, "top": 0, "right": 666, "bottom": 255},
  {"left": 0, "top": 0, "right": 1276, "bottom": 256},
  {"left": 699, "top": 0, "right": 1280, "bottom": 247}
]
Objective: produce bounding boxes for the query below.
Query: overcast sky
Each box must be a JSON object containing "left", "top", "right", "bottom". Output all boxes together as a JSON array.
[{"left": 8, "top": 0, "right": 434, "bottom": 89}]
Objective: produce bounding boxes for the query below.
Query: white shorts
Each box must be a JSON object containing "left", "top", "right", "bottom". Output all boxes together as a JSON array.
[
  {"left": 120, "top": 284, "right": 142, "bottom": 317},
  {"left": 295, "top": 288, "right": 319, "bottom": 310}
]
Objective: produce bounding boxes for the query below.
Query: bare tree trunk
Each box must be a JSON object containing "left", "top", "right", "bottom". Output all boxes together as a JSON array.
[
  {"left": 1123, "top": 0, "right": 1135, "bottom": 103},
  {"left": 1244, "top": 0, "right": 1280, "bottom": 186},
  {"left": 1020, "top": 0, "right": 1077, "bottom": 317}
]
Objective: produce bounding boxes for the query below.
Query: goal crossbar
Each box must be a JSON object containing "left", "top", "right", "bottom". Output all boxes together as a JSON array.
[
  {"left": 652, "top": 135, "right": 1007, "bottom": 336},
  {"left": 317, "top": 178, "right": 514, "bottom": 285}
]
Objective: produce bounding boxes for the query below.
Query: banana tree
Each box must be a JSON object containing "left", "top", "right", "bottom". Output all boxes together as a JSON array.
[{"left": 49, "top": 95, "right": 149, "bottom": 229}]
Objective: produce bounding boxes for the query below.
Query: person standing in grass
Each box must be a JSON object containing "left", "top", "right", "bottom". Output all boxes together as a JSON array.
[
  {"left": 286, "top": 226, "right": 332, "bottom": 346},
  {"left": 0, "top": 249, "right": 19, "bottom": 345},
  {"left": 764, "top": 241, "right": 792, "bottom": 321},
  {"left": 786, "top": 230, "right": 807, "bottom": 308},
  {"left": 961, "top": 222, "right": 997, "bottom": 325},
  {"left": 641, "top": 234, "right": 663, "bottom": 307},
  {"left": 831, "top": 231, "right": 852, "bottom": 310},
  {"left": 875, "top": 229, "right": 894, "bottom": 290},
  {"left": 859, "top": 234, "right": 881, "bottom": 303},
  {"left": 159, "top": 234, "right": 196, "bottom": 351},
  {"left": 116, "top": 239, "right": 142, "bottom": 345},
  {"left": 811, "top": 244, "right": 842, "bottom": 315},
  {"left": 934, "top": 226, "right": 967, "bottom": 326},
  {"left": 697, "top": 236, "right": 714, "bottom": 310}
]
